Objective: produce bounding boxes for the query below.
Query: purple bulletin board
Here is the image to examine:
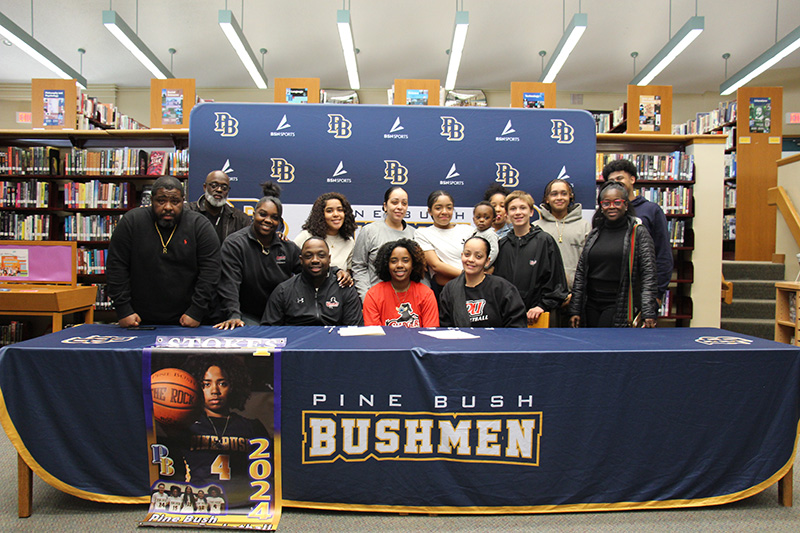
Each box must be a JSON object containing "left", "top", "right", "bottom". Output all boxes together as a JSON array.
[{"left": 0, "top": 241, "right": 75, "bottom": 284}]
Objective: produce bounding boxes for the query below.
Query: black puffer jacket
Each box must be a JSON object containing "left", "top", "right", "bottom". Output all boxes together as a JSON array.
[{"left": 568, "top": 217, "right": 658, "bottom": 327}]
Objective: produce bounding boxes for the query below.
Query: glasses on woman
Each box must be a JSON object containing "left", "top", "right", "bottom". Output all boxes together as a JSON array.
[{"left": 600, "top": 199, "right": 626, "bottom": 208}]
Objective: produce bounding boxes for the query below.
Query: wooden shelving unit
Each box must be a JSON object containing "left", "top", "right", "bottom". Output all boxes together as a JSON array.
[{"left": 775, "top": 281, "right": 800, "bottom": 345}]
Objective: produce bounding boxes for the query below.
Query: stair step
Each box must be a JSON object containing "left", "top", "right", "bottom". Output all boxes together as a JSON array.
[
  {"left": 720, "top": 299, "right": 776, "bottom": 320},
  {"left": 723, "top": 260, "right": 785, "bottom": 281},
  {"left": 720, "top": 318, "right": 775, "bottom": 341},
  {"left": 727, "top": 280, "right": 781, "bottom": 300}
]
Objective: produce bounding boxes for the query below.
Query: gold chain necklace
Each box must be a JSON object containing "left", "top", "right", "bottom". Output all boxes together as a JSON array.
[
  {"left": 154, "top": 222, "right": 177, "bottom": 254},
  {"left": 556, "top": 219, "right": 565, "bottom": 243}
]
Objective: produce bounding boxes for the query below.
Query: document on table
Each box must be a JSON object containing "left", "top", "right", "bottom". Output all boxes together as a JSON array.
[
  {"left": 418, "top": 329, "right": 480, "bottom": 340},
  {"left": 338, "top": 326, "right": 386, "bottom": 336}
]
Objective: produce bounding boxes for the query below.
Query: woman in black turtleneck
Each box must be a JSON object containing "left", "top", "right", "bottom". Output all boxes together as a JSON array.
[{"left": 568, "top": 182, "right": 658, "bottom": 328}]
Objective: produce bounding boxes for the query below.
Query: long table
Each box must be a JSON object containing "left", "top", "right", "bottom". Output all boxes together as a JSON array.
[{"left": 1, "top": 325, "right": 798, "bottom": 516}]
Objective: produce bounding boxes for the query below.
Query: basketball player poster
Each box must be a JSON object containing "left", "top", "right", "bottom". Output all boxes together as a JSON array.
[{"left": 140, "top": 336, "right": 282, "bottom": 530}]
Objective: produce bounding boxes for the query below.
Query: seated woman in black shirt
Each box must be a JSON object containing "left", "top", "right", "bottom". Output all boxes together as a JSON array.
[
  {"left": 439, "top": 236, "right": 526, "bottom": 328},
  {"left": 568, "top": 181, "right": 658, "bottom": 328}
]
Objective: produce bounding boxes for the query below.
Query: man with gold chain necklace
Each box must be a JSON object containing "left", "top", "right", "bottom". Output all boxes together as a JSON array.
[{"left": 107, "top": 175, "right": 220, "bottom": 326}]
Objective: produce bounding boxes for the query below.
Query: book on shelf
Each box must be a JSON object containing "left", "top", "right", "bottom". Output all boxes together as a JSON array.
[
  {"left": 64, "top": 181, "right": 129, "bottom": 209},
  {"left": 64, "top": 213, "right": 121, "bottom": 241},
  {"left": 672, "top": 100, "right": 737, "bottom": 134},
  {"left": 723, "top": 215, "right": 736, "bottom": 240},
  {"left": 0, "top": 180, "right": 49, "bottom": 208},
  {"left": 637, "top": 186, "right": 692, "bottom": 215},
  {"left": 0, "top": 213, "right": 50, "bottom": 240},
  {"left": 595, "top": 152, "right": 694, "bottom": 182},
  {"left": 147, "top": 151, "right": 167, "bottom": 176}
]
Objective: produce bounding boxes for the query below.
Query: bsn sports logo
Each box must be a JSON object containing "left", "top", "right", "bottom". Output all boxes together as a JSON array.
[
  {"left": 496, "top": 120, "right": 520, "bottom": 142},
  {"left": 495, "top": 162, "right": 520, "bottom": 187},
  {"left": 213, "top": 112, "right": 239, "bottom": 137},
  {"left": 440, "top": 116, "right": 465, "bottom": 141},
  {"left": 325, "top": 297, "right": 340, "bottom": 309},
  {"left": 550, "top": 119, "right": 575, "bottom": 144},
  {"left": 440, "top": 163, "right": 463, "bottom": 186},
  {"left": 271, "top": 114, "right": 295, "bottom": 137},
  {"left": 384, "top": 117, "right": 408, "bottom": 139},
  {"left": 328, "top": 161, "right": 351, "bottom": 183},
  {"left": 384, "top": 160, "right": 409, "bottom": 185},
  {"left": 327, "top": 114, "right": 352, "bottom": 139},
  {"left": 270, "top": 157, "right": 295, "bottom": 183}
]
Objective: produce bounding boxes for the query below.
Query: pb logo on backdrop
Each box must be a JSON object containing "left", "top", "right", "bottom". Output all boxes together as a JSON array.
[
  {"left": 384, "top": 160, "right": 409, "bottom": 185},
  {"left": 270, "top": 158, "right": 295, "bottom": 183},
  {"left": 440, "top": 117, "right": 465, "bottom": 141},
  {"left": 550, "top": 119, "right": 575, "bottom": 144},
  {"left": 495, "top": 162, "right": 520, "bottom": 188},
  {"left": 213, "top": 112, "right": 239, "bottom": 137},
  {"left": 327, "top": 114, "right": 352, "bottom": 139}
]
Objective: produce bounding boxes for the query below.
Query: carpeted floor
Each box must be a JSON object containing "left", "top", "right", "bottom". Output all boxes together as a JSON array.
[{"left": 1, "top": 429, "right": 799, "bottom": 532}]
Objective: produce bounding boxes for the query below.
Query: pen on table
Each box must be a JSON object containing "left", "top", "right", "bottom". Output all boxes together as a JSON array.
[{"left": 328, "top": 326, "right": 335, "bottom": 334}]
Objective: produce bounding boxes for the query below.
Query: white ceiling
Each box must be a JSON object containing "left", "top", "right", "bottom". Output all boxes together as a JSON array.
[{"left": 2, "top": 0, "right": 800, "bottom": 94}]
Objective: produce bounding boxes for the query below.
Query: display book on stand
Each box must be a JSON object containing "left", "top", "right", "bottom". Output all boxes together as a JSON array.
[
  {"left": 0, "top": 131, "right": 189, "bottom": 315},
  {"left": 594, "top": 146, "right": 695, "bottom": 323},
  {"left": 673, "top": 100, "right": 738, "bottom": 257}
]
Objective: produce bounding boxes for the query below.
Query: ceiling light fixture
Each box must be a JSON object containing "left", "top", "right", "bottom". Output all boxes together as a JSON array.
[
  {"left": 337, "top": 9, "right": 360, "bottom": 90},
  {"left": 219, "top": 10, "right": 268, "bottom": 89},
  {"left": 539, "top": 13, "right": 587, "bottom": 84},
  {"left": 631, "top": 16, "right": 704, "bottom": 86},
  {"left": 720, "top": 24, "right": 800, "bottom": 96},
  {"left": 103, "top": 10, "right": 172, "bottom": 79},
  {"left": 444, "top": 10, "right": 469, "bottom": 91},
  {"left": 0, "top": 11, "right": 87, "bottom": 89}
]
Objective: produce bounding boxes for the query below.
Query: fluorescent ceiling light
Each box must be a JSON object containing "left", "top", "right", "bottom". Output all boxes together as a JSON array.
[
  {"left": 219, "top": 10, "right": 268, "bottom": 89},
  {"left": 720, "top": 24, "right": 800, "bottom": 96},
  {"left": 539, "top": 13, "right": 587, "bottom": 84},
  {"left": 337, "top": 10, "right": 360, "bottom": 91},
  {"left": 0, "top": 11, "right": 87, "bottom": 89},
  {"left": 631, "top": 16, "right": 704, "bottom": 86},
  {"left": 103, "top": 10, "right": 172, "bottom": 80},
  {"left": 444, "top": 11, "right": 469, "bottom": 91}
]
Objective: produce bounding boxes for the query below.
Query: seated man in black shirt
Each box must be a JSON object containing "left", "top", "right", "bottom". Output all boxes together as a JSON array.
[{"left": 262, "top": 237, "right": 363, "bottom": 326}]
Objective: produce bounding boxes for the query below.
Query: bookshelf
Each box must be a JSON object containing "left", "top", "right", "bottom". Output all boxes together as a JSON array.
[
  {"left": 596, "top": 134, "right": 725, "bottom": 327},
  {"left": 775, "top": 281, "right": 800, "bottom": 345},
  {"left": 0, "top": 129, "right": 189, "bottom": 314}
]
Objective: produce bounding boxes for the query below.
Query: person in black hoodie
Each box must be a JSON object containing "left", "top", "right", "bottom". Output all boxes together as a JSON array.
[
  {"left": 440, "top": 236, "right": 526, "bottom": 328},
  {"left": 107, "top": 175, "right": 220, "bottom": 327},
  {"left": 568, "top": 181, "right": 658, "bottom": 328},
  {"left": 262, "top": 237, "right": 363, "bottom": 326},
  {"left": 492, "top": 190, "right": 568, "bottom": 326}
]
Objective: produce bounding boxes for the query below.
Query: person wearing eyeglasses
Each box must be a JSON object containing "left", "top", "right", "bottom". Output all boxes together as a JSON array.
[
  {"left": 568, "top": 182, "right": 658, "bottom": 328},
  {"left": 186, "top": 170, "right": 252, "bottom": 244},
  {"left": 603, "top": 159, "right": 673, "bottom": 302}
]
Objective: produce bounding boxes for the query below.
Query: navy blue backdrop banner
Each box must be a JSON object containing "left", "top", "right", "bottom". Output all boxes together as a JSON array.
[{"left": 187, "top": 103, "right": 596, "bottom": 235}]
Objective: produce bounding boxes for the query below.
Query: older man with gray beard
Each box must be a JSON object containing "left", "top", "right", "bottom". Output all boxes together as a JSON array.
[{"left": 186, "top": 170, "right": 251, "bottom": 244}]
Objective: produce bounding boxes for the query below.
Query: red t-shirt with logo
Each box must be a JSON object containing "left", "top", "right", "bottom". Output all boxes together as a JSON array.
[{"left": 363, "top": 281, "right": 439, "bottom": 328}]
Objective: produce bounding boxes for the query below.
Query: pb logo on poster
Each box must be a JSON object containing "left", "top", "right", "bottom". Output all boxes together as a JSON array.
[
  {"left": 271, "top": 158, "right": 295, "bottom": 183},
  {"left": 384, "top": 160, "right": 409, "bottom": 185},
  {"left": 327, "top": 114, "right": 352, "bottom": 139},
  {"left": 213, "top": 112, "right": 239, "bottom": 137}
]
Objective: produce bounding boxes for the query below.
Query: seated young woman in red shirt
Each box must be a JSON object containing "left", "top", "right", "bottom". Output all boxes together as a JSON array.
[{"left": 362, "top": 238, "right": 439, "bottom": 328}]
